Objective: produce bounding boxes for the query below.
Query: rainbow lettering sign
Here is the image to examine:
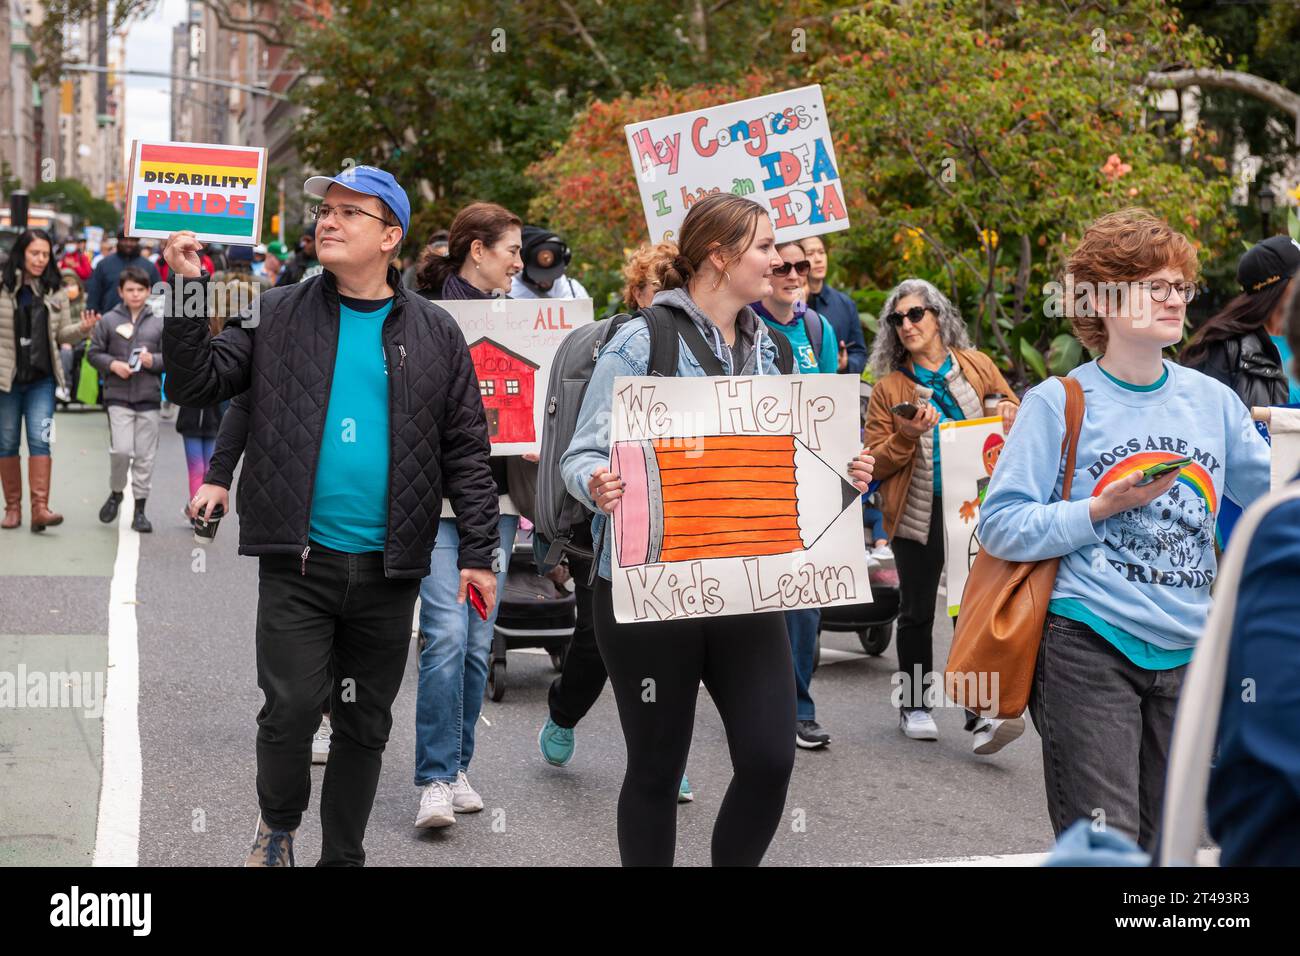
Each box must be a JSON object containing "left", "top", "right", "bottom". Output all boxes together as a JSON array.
[
  {"left": 624, "top": 84, "right": 849, "bottom": 246},
  {"left": 125, "top": 140, "right": 268, "bottom": 245}
]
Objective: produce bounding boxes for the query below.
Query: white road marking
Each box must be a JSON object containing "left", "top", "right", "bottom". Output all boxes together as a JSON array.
[{"left": 92, "top": 508, "right": 143, "bottom": 866}]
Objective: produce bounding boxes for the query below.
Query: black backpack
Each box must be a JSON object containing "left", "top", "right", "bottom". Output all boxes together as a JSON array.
[{"left": 534, "top": 303, "right": 794, "bottom": 571}]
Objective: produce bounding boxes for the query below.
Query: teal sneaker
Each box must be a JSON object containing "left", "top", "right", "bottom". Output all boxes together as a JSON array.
[
  {"left": 538, "top": 717, "right": 575, "bottom": 767},
  {"left": 678, "top": 774, "right": 694, "bottom": 803}
]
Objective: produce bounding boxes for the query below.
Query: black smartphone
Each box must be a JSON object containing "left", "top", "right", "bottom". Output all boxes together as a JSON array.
[{"left": 890, "top": 401, "right": 920, "bottom": 419}]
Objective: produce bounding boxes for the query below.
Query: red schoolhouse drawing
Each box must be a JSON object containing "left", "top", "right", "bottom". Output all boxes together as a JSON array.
[{"left": 468, "top": 337, "right": 541, "bottom": 445}]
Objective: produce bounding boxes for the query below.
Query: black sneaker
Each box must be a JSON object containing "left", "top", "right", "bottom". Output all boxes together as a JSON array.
[
  {"left": 131, "top": 499, "right": 152, "bottom": 534},
  {"left": 98, "top": 491, "right": 123, "bottom": 524},
  {"left": 796, "top": 719, "right": 830, "bottom": 749}
]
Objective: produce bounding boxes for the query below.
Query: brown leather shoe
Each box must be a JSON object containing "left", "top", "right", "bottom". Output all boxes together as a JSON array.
[
  {"left": 0, "top": 456, "right": 21, "bottom": 529},
  {"left": 28, "top": 456, "right": 63, "bottom": 532}
]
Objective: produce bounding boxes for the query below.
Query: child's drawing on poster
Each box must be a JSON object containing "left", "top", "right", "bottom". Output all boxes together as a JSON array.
[
  {"left": 939, "top": 416, "right": 1005, "bottom": 617},
  {"left": 609, "top": 375, "right": 871, "bottom": 623}
]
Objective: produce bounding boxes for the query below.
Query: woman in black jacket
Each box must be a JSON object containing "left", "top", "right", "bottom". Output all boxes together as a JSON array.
[{"left": 1181, "top": 235, "right": 1300, "bottom": 408}]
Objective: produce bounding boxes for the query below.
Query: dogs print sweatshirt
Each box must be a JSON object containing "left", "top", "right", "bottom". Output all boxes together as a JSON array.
[{"left": 978, "top": 359, "right": 1271, "bottom": 657}]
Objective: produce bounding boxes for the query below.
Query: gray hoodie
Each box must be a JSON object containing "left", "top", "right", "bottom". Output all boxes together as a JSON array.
[
  {"left": 87, "top": 301, "right": 166, "bottom": 409},
  {"left": 652, "top": 286, "right": 770, "bottom": 375}
]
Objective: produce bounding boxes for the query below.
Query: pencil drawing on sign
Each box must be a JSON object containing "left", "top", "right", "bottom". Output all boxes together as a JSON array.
[{"left": 609, "top": 374, "right": 872, "bottom": 624}]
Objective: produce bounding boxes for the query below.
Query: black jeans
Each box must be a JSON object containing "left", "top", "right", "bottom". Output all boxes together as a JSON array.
[
  {"left": 547, "top": 551, "right": 607, "bottom": 728},
  {"left": 254, "top": 540, "right": 420, "bottom": 866},
  {"left": 892, "top": 495, "right": 946, "bottom": 712},
  {"left": 1029, "top": 613, "right": 1185, "bottom": 850},
  {"left": 593, "top": 577, "right": 795, "bottom": 867}
]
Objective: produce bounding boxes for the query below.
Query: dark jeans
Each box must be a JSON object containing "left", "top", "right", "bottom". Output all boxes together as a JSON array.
[
  {"left": 785, "top": 608, "right": 820, "bottom": 722},
  {"left": 254, "top": 540, "right": 420, "bottom": 866},
  {"left": 593, "top": 577, "right": 794, "bottom": 866},
  {"left": 547, "top": 551, "right": 607, "bottom": 729},
  {"left": 892, "top": 495, "right": 946, "bottom": 712},
  {"left": 1028, "top": 613, "right": 1186, "bottom": 851}
]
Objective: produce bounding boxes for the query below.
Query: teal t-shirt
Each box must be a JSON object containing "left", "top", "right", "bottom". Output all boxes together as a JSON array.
[
  {"left": 908, "top": 355, "right": 963, "bottom": 495},
  {"left": 308, "top": 296, "right": 393, "bottom": 553},
  {"left": 1048, "top": 361, "right": 1191, "bottom": 671},
  {"left": 1269, "top": 334, "right": 1300, "bottom": 404},
  {"left": 757, "top": 307, "right": 838, "bottom": 374}
]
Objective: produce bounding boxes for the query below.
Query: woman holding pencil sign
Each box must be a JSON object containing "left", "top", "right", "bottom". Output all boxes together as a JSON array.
[{"left": 561, "top": 193, "right": 874, "bottom": 867}]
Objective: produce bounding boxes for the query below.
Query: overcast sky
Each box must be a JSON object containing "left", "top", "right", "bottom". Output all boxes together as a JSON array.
[{"left": 123, "top": 0, "right": 187, "bottom": 147}]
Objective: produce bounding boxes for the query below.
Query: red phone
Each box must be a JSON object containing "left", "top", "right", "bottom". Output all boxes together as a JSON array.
[{"left": 468, "top": 583, "right": 488, "bottom": 621}]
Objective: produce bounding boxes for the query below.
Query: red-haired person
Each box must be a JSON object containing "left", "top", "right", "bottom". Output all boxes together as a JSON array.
[{"left": 979, "top": 208, "right": 1271, "bottom": 850}]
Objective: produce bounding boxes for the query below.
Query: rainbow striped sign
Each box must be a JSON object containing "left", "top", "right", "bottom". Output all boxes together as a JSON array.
[{"left": 125, "top": 140, "right": 268, "bottom": 245}]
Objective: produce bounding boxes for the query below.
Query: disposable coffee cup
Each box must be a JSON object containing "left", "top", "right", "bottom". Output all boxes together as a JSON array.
[{"left": 193, "top": 504, "right": 225, "bottom": 544}]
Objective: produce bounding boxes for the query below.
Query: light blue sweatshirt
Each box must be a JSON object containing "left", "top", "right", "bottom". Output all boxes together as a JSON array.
[{"left": 978, "top": 359, "right": 1271, "bottom": 652}]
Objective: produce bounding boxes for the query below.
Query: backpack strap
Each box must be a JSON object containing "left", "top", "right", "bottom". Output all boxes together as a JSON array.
[
  {"left": 769, "top": 325, "right": 796, "bottom": 374},
  {"left": 802, "top": 310, "right": 823, "bottom": 365},
  {"left": 637, "top": 305, "right": 684, "bottom": 377}
]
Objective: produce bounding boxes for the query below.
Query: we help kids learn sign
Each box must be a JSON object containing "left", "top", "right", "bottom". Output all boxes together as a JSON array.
[
  {"left": 625, "top": 85, "right": 848, "bottom": 245},
  {"left": 125, "top": 140, "right": 268, "bottom": 245}
]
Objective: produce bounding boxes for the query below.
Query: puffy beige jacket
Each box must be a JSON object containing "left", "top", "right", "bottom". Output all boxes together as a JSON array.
[{"left": 0, "top": 281, "right": 81, "bottom": 392}]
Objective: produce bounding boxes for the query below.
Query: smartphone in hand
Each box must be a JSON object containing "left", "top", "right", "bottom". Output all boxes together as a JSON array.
[
  {"left": 890, "top": 401, "right": 920, "bottom": 419},
  {"left": 468, "top": 583, "right": 488, "bottom": 621},
  {"left": 1137, "top": 456, "right": 1193, "bottom": 485}
]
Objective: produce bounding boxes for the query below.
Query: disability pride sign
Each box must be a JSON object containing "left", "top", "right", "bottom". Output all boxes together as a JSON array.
[
  {"left": 624, "top": 85, "right": 849, "bottom": 245},
  {"left": 125, "top": 140, "right": 268, "bottom": 245}
]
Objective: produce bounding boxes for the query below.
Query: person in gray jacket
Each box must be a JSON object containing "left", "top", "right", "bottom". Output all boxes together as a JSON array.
[{"left": 87, "top": 265, "right": 165, "bottom": 532}]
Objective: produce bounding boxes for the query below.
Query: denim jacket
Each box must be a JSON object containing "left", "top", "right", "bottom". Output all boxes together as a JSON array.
[{"left": 560, "top": 293, "right": 782, "bottom": 581}]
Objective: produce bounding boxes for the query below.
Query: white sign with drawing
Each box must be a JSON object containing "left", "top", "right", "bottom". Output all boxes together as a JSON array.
[
  {"left": 608, "top": 374, "right": 870, "bottom": 623},
  {"left": 434, "top": 298, "right": 594, "bottom": 456}
]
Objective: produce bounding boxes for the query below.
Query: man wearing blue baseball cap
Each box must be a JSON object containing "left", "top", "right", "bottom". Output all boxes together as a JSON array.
[{"left": 159, "top": 166, "right": 500, "bottom": 867}]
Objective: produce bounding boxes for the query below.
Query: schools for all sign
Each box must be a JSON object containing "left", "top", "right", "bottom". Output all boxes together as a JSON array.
[
  {"left": 125, "top": 140, "right": 268, "bottom": 245},
  {"left": 608, "top": 373, "right": 870, "bottom": 623},
  {"left": 938, "top": 417, "right": 1006, "bottom": 617},
  {"left": 435, "top": 298, "right": 594, "bottom": 456},
  {"left": 625, "top": 84, "right": 849, "bottom": 245}
]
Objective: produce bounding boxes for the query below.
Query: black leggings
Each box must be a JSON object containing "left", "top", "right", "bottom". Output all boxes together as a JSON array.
[{"left": 593, "top": 578, "right": 795, "bottom": 866}]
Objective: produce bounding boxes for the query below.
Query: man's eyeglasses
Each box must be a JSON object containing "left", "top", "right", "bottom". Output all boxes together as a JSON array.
[
  {"left": 886, "top": 306, "right": 932, "bottom": 328},
  {"left": 772, "top": 260, "right": 811, "bottom": 277},
  {"left": 1140, "top": 279, "right": 1197, "bottom": 304},
  {"left": 309, "top": 203, "right": 393, "bottom": 227}
]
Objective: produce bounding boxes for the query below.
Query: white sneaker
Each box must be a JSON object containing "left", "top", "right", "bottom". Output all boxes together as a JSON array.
[
  {"left": 451, "top": 770, "right": 483, "bottom": 813},
  {"left": 871, "top": 545, "right": 895, "bottom": 561},
  {"left": 416, "top": 781, "right": 456, "bottom": 829},
  {"left": 899, "top": 708, "right": 939, "bottom": 741},
  {"left": 311, "top": 715, "right": 331, "bottom": 764},
  {"left": 971, "top": 716, "right": 1025, "bottom": 755},
  {"left": 866, "top": 553, "right": 882, "bottom": 570}
]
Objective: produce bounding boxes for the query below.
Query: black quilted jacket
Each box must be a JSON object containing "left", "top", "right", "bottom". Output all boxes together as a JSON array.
[{"left": 162, "top": 266, "right": 499, "bottom": 578}]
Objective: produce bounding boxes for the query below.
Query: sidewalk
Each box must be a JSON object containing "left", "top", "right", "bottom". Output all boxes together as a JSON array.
[{"left": 0, "top": 410, "right": 116, "bottom": 865}]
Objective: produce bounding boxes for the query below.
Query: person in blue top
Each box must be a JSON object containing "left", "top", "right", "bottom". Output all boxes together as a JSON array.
[
  {"left": 979, "top": 208, "right": 1272, "bottom": 850},
  {"left": 1207, "top": 275, "right": 1300, "bottom": 865},
  {"left": 751, "top": 238, "right": 838, "bottom": 750},
  {"left": 802, "top": 233, "right": 867, "bottom": 375}
]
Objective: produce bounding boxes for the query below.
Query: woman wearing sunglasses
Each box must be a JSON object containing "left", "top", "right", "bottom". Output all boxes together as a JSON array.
[
  {"left": 864, "top": 279, "right": 1020, "bottom": 751},
  {"left": 750, "top": 239, "right": 839, "bottom": 751}
]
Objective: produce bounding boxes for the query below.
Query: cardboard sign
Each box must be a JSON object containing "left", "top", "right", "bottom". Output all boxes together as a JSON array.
[
  {"left": 1269, "top": 407, "right": 1300, "bottom": 489},
  {"left": 434, "top": 297, "right": 594, "bottom": 456},
  {"left": 938, "top": 416, "right": 1006, "bottom": 617},
  {"left": 125, "top": 140, "right": 268, "bottom": 245},
  {"left": 609, "top": 374, "right": 870, "bottom": 623},
  {"left": 625, "top": 84, "right": 849, "bottom": 245}
]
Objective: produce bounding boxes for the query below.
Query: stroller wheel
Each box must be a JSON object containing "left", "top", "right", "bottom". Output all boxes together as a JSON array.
[{"left": 488, "top": 659, "right": 507, "bottom": 701}]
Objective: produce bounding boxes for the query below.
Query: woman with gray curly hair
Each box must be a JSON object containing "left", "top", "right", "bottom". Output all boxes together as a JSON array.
[{"left": 864, "top": 278, "right": 1021, "bottom": 751}]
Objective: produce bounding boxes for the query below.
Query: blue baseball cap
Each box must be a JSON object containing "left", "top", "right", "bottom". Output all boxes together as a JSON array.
[{"left": 303, "top": 165, "right": 410, "bottom": 236}]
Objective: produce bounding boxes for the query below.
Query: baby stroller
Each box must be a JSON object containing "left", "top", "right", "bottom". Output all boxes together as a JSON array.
[{"left": 487, "top": 523, "right": 576, "bottom": 701}]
